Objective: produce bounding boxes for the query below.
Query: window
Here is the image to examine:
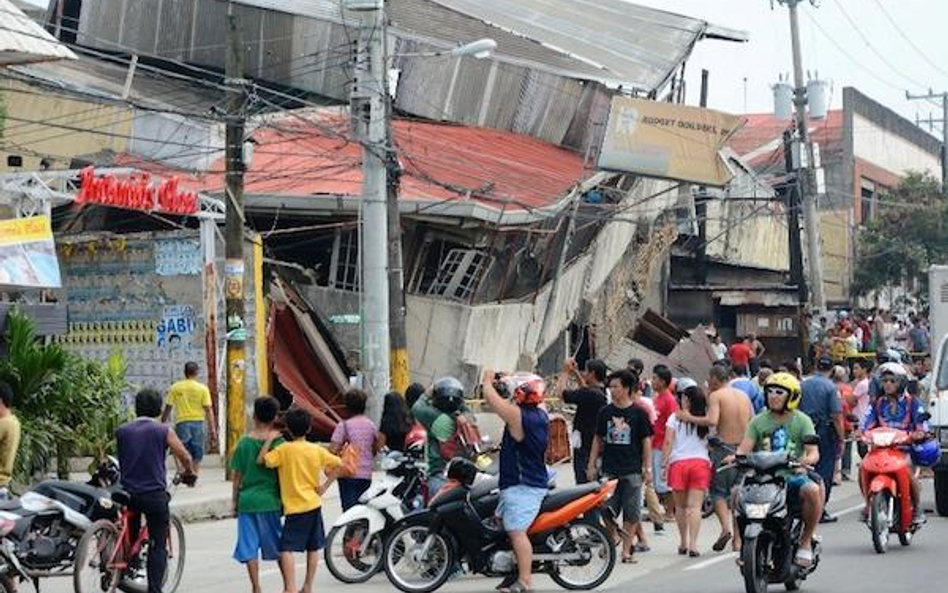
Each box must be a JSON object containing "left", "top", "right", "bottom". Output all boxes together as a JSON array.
[
  {"left": 329, "top": 229, "right": 360, "bottom": 291},
  {"left": 425, "top": 249, "right": 489, "bottom": 302},
  {"left": 860, "top": 179, "right": 875, "bottom": 225}
]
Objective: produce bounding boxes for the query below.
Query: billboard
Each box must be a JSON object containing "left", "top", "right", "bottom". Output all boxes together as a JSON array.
[
  {"left": 597, "top": 97, "right": 742, "bottom": 187},
  {"left": 0, "top": 216, "right": 62, "bottom": 289}
]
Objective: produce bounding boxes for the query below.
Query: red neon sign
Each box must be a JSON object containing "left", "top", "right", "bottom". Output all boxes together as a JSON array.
[{"left": 76, "top": 167, "right": 200, "bottom": 215}]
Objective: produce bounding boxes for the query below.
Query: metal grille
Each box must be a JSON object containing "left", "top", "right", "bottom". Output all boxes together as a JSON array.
[
  {"left": 426, "top": 249, "right": 488, "bottom": 301},
  {"left": 333, "top": 229, "right": 360, "bottom": 291}
]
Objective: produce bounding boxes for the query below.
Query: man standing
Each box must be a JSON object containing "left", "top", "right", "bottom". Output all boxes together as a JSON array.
[
  {"left": 730, "top": 364, "right": 764, "bottom": 414},
  {"left": 587, "top": 370, "right": 653, "bottom": 564},
  {"left": 162, "top": 362, "right": 217, "bottom": 473},
  {"left": 482, "top": 370, "right": 549, "bottom": 593},
  {"left": 728, "top": 336, "right": 753, "bottom": 371},
  {"left": 0, "top": 381, "right": 21, "bottom": 499},
  {"left": 748, "top": 333, "right": 766, "bottom": 376},
  {"left": 650, "top": 365, "right": 678, "bottom": 524},
  {"left": 909, "top": 316, "right": 931, "bottom": 354},
  {"left": 800, "top": 356, "right": 845, "bottom": 523},
  {"left": 118, "top": 389, "right": 196, "bottom": 593},
  {"left": 678, "top": 364, "right": 753, "bottom": 552},
  {"left": 627, "top": 359, "right": 652, "bottom": 399},
  {"left": 411, "top": 377, "right": 464, "bottom": 496},
  {"left": 711, "top": 335, "right": 728, "bottom": 361},
  {"left": 558, "top": 359, "right": 607, "bottom": 485}
]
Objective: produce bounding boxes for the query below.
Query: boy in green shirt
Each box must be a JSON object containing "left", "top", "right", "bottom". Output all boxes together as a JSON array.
[{"left": 230, "top": 397, "right": 286, "bottom": 593}]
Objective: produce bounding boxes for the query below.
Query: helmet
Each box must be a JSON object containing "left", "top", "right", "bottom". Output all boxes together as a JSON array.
[
  {"left": 675, "top": 377, "right": 698, "bottom": 395},
  {"left": 763, "top": 372, "right": 802, "bottom": 411},
  {"left": 89, "top": 455, "right": 120, "bottom": 488},
  {"left": 910, "top": 439, "right": 941, "bottom": 468},
  {"left": 445, "top": 457, "right": 478, "bottom": 487},
  {"left": 432, "top": 376, "right": 465, "bottom": 414},
  {"left": 500, "top": 372, "right": 546, "bottom": 406},
  {"left": 878, "top": 361, "right": 909, "bottom": 394}
]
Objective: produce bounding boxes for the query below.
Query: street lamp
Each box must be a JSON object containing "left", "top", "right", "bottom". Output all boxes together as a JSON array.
[{"left": 393, "top": 38, "right": 498, "bottom": 60}]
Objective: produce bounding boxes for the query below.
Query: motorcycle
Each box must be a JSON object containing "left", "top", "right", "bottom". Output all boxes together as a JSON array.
[
  {"left": 731, "top": 438, "right": 822, "bottom": 593},
  {"left": 860, "top": 427, "right": 927, "bottom": 553},
  {"left": 382, "top": 467, "right": 617, "bottom": 593},
  {"left": 0, "top": 458, "right": 120, "bottom": 592},
  {"left": 325, "top": 444, "right": 428, "bottom": 583}
]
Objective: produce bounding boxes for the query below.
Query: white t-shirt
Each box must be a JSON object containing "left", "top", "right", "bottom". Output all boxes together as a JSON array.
[
  {"left": 713, "top": 342, "right": 728, "bottom": 360},
  {"left": 665, "top": 416, "right": 710, "bottom": 463}
]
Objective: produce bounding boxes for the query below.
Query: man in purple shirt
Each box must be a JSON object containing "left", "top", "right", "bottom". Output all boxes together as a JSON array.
[{"left": 117, "top": 388, "right": 196, "bottom": 593}]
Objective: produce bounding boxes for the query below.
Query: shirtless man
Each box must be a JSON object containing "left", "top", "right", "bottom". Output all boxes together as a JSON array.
[{"left": 677, "top": 364, "right": 753, "bottom": 552}]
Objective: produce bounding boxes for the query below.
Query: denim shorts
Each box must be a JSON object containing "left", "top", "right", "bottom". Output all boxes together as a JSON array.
[
  {"left": 175, "top": 421, "right": 205, "bottom": 462},
  {"left": 497, "top": 485, "right": 548, "bottom": 532},
  {"left": 281, "top": 508, "right": 326, "bottom": 552},
  {"left": 234, "top": 511, "right": 282, "bottom": 563}
]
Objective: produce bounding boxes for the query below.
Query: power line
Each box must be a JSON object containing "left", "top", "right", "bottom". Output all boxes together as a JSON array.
[{"left": 870, "top": 0, "right": 948, "bottom": 81}]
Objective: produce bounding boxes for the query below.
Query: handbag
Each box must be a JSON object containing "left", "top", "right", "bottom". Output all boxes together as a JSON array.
[{"left": 337, "top": 420, "right": 361, "bottom": 478}]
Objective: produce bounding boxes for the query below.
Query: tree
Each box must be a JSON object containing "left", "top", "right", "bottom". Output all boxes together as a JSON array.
[{"left": 851, "top": 172, "right": 948, "bottom": 302}]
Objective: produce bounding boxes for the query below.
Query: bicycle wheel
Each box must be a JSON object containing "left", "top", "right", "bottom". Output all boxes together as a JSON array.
[
  {"left": 118, "top": 514, "right": 186, "bottom": 593},
  {"left": 74, "top": 519, "right": 121, "bottom": 593}
]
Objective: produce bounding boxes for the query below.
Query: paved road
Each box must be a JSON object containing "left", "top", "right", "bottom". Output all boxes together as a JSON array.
[{"left": 44, "top": 480, "right": 948, "bottom": 593}]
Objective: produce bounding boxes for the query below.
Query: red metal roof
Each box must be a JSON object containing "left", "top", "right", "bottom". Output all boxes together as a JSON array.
[
  {"left": 728, "top": 111, "right": 844, "bottom": 169},
  {"left": 121, "top": 112, "right": 587, "bottom": 215}
]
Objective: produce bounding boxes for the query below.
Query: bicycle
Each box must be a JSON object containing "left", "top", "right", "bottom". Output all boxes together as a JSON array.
[{"left": 73, "top": 475, "right": 192, "bottom": 593}]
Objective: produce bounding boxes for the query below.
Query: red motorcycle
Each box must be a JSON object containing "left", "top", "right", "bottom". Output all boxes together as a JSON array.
[{"left": 860, "top": 428, "right": 919, "bottom": 553}]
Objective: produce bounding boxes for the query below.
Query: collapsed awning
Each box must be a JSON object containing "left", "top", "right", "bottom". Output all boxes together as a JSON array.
[{"left": 268, "top": 281, "right": 351, "bottom": 439}]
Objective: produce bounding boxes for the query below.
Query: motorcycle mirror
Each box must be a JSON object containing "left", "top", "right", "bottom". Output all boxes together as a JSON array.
[
  {"left": 708, "top": 436, "right": 723, "bottom": 448},
  {"left": 802, "top": 434, "right": 820, "bottom": 446},
  {"left": 919, "top": 412, "right": 932, "bottom": 423}
]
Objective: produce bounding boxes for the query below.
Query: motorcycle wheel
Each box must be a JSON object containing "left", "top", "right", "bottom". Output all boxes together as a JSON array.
[
  {"left": 383, "top": 523, "right": 454, "bottom": 593},
  {"left": 74, "top": 519, "right": 121, "bottom": 593},
  {"left": 548, "top": 520, "right": 616, "bottom": 591},
  {"left": 702, "top": 493, "right": 715, "bottom": 519},
  {"left": 118, "top": 513, "right": 187, "bottom": 593},
  {"left": 870, "top": 492, "right": 891, "bottom": 554},
  {"left": 741, "top": 536, "right": 769, "bottom": 593},
  {"left": 325, "top": 521, "right": 384, "bottom": 583}
]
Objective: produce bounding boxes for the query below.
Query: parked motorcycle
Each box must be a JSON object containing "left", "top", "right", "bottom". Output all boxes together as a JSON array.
[
  {"left": 732, "top": 441, "right": 822, "bottom": 593},
  {"left": 0, "top": 458, "right": 120, "bottom": 591},
  {"left": 860, "top": 427, "right": 928, "bottom": 553},
  {"left": 382, "top": 459, "right": 617, "bottom": 593},
  {"left": 325, "top": 444, "right": 428, "bottom": 583}
]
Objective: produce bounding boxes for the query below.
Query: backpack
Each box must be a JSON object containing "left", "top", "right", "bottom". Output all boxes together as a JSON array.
[
  {"left": 437, "top": 412, "right": 484, "bottom": 461},
  {"left": 337, "top": 420, "right": 361, "bottom": 478}
]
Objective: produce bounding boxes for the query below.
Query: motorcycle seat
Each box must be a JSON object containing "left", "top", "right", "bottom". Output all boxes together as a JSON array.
[
  {"left": 470, "top": 477, "right": 499, "bottom": 499},
  {"left": 539, "top": 483, "right": 601, "bottom": 513},
  {"left": 0, "top": 499, "right": 21, "bottom": 511}
]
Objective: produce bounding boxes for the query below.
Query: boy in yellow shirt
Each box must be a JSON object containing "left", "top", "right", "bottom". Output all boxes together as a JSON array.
[{"left": 257, "top": 408, "right": 341, "bottom": 593}]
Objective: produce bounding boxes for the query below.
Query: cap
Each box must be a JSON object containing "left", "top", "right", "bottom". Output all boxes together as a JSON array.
[{"left": 817, "top": 356, "right": 834, "bottom": 371}]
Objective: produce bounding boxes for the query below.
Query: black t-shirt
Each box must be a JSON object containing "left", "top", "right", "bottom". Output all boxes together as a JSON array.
[
  {"left": 563, "top": 386, "right": 607, "bottom": 451},
  {"left": 595, "top": 403, "right": 653, "bottom": 477}
]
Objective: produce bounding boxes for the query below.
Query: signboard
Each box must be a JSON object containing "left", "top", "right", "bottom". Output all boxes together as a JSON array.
[
  {"left": 76, "top": 167, "right": 199, "bottom": 215},
  {"left": 0, "top": 216, "right": 62, "bottom": 288},
  {"left": 597, "top": 97, "right": 742, "bottom": 187}
]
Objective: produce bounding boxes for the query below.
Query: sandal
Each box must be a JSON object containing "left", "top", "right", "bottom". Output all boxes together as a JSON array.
[
  {"left": 500, "top": 581, "right": 531, "bottom": 593},
  {"left": 677, "top": 546, "right": 687, "bottom": 555},
  {"left": 688, "top": 550, "right": 701, "bottom": 558},
  {"left": 621, "top": 555, "right": 638, "bottom": 564},
  {"left": 496, "top": 574, "right": 518, "bottom": 591},
  {"left": 634, "top": 544, "right": 651, "bottom": 553},
  {"left": 712, "top": 532, "right": 732, "bottom": 552},
  {"left": 794, "top": 547, "right": 813, "bottom": 568}
]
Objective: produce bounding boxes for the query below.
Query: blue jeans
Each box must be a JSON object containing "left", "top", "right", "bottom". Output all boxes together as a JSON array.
[{"left": 175, "top": 421, "right": 206, "bottom": 463}]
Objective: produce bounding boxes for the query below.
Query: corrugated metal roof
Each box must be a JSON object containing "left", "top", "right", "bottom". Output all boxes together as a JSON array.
[
  {"left": 119, "top": 111, "right": 587, "bottom": 220},
  {"left": 430, "top": 0, "right": 741, "bottom": 91},
  {"left": 0, "top": 0, "right": 75, "bottom": 65},
  {"left": 728, "top": 111, "right": 844, "bottom": 172}
]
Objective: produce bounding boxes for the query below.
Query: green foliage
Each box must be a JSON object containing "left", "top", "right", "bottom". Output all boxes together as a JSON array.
[
  {"left": 852, "top": 172, "right": 948, "bottom": 301},
  {"left": 0, "top": 310, "right": 129, "bottom": 485}
]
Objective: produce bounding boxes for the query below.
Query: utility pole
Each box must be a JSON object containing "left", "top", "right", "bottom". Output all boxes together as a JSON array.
[
  {"left": 387, "top": 144, "right": 410, "bottom": 394},
  {"left": 350, "top": 0, "right": 390, "bottom": 421},
  {"left": 778, "top": 0, "right": 826, "bottom": 311},
  {"left": 224, "top": 13, "right": 247, "bottom": 463},
  {"left": 906, "top": 90, "right": 948, "bottom": 191},
  {"left": 784, "top": 129, "right": 807, "bottom": 304},
  {"left": 695, "top": 69, "right": 710, "bottom": 285}
]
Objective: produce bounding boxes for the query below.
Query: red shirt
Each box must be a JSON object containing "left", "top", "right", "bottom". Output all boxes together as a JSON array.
[
  {"left": 729, "top": 342, "right": 753, "bottom": 367},
  {"left": 651, "top": 389, "right": 679, "bottom": 449}
]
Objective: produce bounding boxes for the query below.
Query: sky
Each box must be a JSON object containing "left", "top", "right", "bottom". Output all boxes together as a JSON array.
[
  {"left": 629, "top": 0, "right": 948, "bottom": 136},
  {"left": 19, "top": 0, "right": 948, "bottom": 137}
]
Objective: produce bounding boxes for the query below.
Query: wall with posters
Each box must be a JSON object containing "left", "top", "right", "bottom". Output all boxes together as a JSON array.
[{"left": 51, "top": 230, "right": 260, "bottom": 411}]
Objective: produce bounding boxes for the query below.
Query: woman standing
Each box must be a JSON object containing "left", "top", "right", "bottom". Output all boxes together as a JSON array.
[
  {"left": 330, "top": 389, "right": 381, "bottom": 510},
  {"left": 662, "top": 379, "right": 712, "bottom": 557},
  {"left": 378, "top": 391, "right": 413, "bottom": 453}
]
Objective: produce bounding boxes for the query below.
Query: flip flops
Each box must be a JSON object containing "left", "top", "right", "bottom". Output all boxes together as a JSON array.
[{"left": 712, "top": 532, "right": 732, "bottom": 552}]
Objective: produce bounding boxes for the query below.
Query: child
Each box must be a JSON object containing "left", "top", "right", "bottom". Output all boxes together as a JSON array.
[
  {"left": 230, "top": 397, "right": 285, "bottom": 593},
  {"left": 258, "top": 407, "right": 341, "bottom": 593}
]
